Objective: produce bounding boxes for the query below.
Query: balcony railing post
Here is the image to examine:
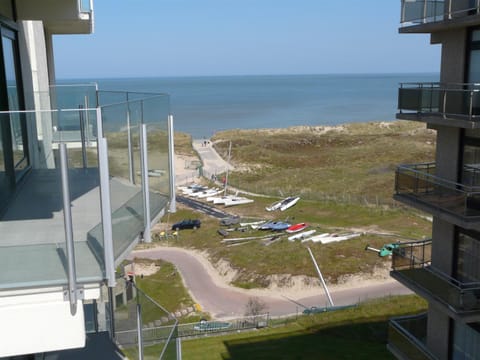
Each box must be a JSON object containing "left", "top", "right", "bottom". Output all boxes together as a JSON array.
[
  {"left": 59, "top": 143, "right": 78, "bottom": 316},
  {"left": 423, "top": 0, "right": 428, "bottom": 23},
  {"left": 469, "top": 91, "right": 474, "bottom": 121},
  {"left": 442, "top": 89, "right": 447, "bottom": 118},
  {"left": 136, "top": 303, "right": 144, "bottom": 360},
  {"left": 401, "top": 0, "right": 406, "bottom": 23},
  {"left": 168, "top": 114, "right": 176, "bottom": 213},
  {"left": 97, "top": 107, "right": 116, "bottom": 288},
  {"left": 140, "top": 121, "right": 151, "bottom": 243},
  {"left": 126, "top": 104, "right": 135, "bottom": 185},
  {"left": 448, "top": 0, "right": 452, "bottom": 19}
]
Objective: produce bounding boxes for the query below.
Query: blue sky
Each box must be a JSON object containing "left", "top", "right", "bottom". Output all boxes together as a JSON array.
[{"left": 53, "top": 0, "right": 440, "bottom": 78}]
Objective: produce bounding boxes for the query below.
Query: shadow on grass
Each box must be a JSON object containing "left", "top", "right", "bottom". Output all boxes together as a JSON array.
[{"left": 220, "top": 320, "right": 394, "bottom": 360}]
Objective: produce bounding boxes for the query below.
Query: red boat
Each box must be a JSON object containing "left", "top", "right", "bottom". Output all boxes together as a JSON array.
[{"left": 285, "top": 223, "right": 308, "bottom": 233}]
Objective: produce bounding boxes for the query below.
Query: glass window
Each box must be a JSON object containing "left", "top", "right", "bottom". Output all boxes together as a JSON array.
[
  {"left": 456, "top": 230, "right": 480, "bottom": 283},
  {"left": 452, "top": 321, "right": 480, "bottom": 359}
]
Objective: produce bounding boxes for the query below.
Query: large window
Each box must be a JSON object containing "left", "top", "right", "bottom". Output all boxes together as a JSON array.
[{"left": 0, "top": 24, "right": 27, "bottom": 211}]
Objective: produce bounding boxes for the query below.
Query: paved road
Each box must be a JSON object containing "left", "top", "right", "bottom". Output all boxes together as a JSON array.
[{"left": 131, "top": 247, "right": 411, "bottom": 319}]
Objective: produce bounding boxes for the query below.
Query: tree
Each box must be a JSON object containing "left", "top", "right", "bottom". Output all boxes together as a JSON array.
[{"left": 244, "top": 297, "right": 268, "bottom": 316}]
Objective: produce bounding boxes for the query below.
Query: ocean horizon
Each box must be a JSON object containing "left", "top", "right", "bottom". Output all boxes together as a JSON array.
[{"left": 63, "top": 73, "right": 439, "bottom": 138}]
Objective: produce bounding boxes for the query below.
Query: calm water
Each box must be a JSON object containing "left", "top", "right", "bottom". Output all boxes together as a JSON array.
[{"left": 73, "top": 73, "right": 438, "bottom": 138}]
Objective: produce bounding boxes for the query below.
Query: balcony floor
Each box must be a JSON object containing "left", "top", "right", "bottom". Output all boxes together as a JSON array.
[{"left": 0, "top": 168, "right": 142, "bottom": 290}]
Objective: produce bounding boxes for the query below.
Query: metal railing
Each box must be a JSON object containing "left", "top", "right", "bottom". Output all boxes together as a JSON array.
[
  {"left": 392, "top": 240, "right": 480, "bottom": 312},
  {"left": 401, "top": 0, "right": 480, "bottom": 26},
  {"left": 115, "top": 280, "right": 180, "bottom": 360},
  {"left": 395, "top": 162, "right": 480, "bottom": 220},
  {"left": 388, "top": 313, "right": 436, "bottom": 359},
  {"left": 398, "top": 82, "right": 480, "bottom": 122}
]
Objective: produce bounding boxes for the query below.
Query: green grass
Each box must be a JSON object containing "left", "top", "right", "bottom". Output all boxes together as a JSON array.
[
  {"left": 133, "top": 295, "right": 427, "bottom": 360},
  {"left": 128, "top": 259, "right": 196, "bottom": 320}
]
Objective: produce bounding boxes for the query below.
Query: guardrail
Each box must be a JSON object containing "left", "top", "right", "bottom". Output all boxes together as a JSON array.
[
  {"left": 395, "top": 162, "right": 480, "bottom": 220},
  {"left": 392, "top": 240, "right": 480, "bottom": 312},
  {"left": 398, "top": 82, "right": 480, "bottom": 122},
  {"left": 401, "top": 0, "right": 480, "bottom": 26},
  {"left": 388, "top": 313, "right": 436, "bottom": 359}
]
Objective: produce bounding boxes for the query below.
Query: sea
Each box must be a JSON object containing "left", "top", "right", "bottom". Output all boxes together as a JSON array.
[{"left": 69, "top": 73, "right": 439, "bottom": 139}]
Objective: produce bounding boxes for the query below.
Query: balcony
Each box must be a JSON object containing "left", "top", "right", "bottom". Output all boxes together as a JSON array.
[
  {"left": 397, "top": 83, "right": 480, "bottom": 128},
  {"left": 391, "top": 240, "right": 480, "bottom": 319},
  {"left": 400, "top": 0, "right": 480, "bottom": 33},
  {"left": 15, "top": 0, "right": 94, "bottom": 34},
  {"left": 388, "top": 313, "right": 436, "bottom": 360},
  {"left": 394, "top": 163, "right": 480, "bottom": 228},
  {"left": 0, "top": 85, "right": 171, "bottom": 292}
]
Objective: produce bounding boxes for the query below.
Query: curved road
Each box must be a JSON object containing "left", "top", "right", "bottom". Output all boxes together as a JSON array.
[{"left": 131, "top": 247, "right": 411, "bottom": 319}]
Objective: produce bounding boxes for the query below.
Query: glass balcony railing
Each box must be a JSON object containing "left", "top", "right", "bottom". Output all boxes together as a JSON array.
[
  {"left": 400, "top": 0, "right": 479, "bottom": 27},
  {"left": 0, "top": 85, "right": 171, "bottom": 291},
  {"left": 391, "top": 240, "right": 480, "bottom": 313},
  {"left": 397, "top": 83, "right": 480, "bottom": 124},
  {"left": 395, "top": 163, "right": 480, "bottom": 223},
  {"left": 388, "top": 313, "right": 436, "bottom": 360}
]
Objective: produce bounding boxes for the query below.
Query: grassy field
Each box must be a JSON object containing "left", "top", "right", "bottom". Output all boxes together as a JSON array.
[
  {"left": 137, "top": 295, "right": 427, "bottom": 360},
  {"left": 211, "top": 121, "right": 435, "bottom": 204},
  {"left": 155, "top": 192, "right": 431, "bottom": 288}
]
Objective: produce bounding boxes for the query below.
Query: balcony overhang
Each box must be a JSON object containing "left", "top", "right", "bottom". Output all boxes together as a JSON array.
[
  {"left": 393, "top": 193, "right": 480, "bottom": 231},
  {"left": 387, "top": 314, "right": 436, "bottom": 360},
  {"left": 391, "top": 270, "right": 480, "bottom": 322},
  {"left": 15, "top": 0, "right": 94, "bottom": 34},
  {"left": 396, "top": 112, "right": 480, "bottom": 129},
  {"left": 390, "top": 239, "right": 480, "bottom": 322}
]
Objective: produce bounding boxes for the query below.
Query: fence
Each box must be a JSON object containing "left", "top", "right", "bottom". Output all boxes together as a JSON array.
[{"left": 117, "top": 313, "right": 269, "bottom": 344}]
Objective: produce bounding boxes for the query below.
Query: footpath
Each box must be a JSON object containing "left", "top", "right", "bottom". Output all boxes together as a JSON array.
[{"left": 190, "top": 139, "right": 269, "bottom": 198}]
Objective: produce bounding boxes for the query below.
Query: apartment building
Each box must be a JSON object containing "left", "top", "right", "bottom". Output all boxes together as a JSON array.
[
  {"left": 387, "top": 1, "right": 480, "bottom": 359},
  {"left": 0, "top": 1, "right": 177, "bottom": 359}
]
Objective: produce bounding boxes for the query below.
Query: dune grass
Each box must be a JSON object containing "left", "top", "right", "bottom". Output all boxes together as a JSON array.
[{"left": 211, "top": 121, "right": 435, "bottom": 204}]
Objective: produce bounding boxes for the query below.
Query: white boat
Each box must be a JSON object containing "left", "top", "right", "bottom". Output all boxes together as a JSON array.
[
  {"left": 301, "top": 233, "right": 330, "bottom": 243},
  {"left": 192, "top": 188, "right": 220, "bottom": 198},
  {"left": 319, "top": 233, "right": 362, "bottom": 244},
  {"left": 287, "top": 229, "right": 316, "bottom": 242},
  {"left": 240, "top": 220, "right": 265, "bottom": 227},
  {"left": 265, "top": 199, "right": 284, "bottom": 212},
  {"left": 266, "top": 196, "right": 300, "bottom": 212},
  {"left": 224, "top": 197, "right": 254, "bottom": 207},
  {"left": 280, "top": 196, "right": 300, "bottom": 211},
  {"left": 212, "top": 195, "right": 243, "bottom": 205}
]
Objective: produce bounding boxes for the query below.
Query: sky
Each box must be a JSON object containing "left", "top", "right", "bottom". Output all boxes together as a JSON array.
[{"left": 53, "top": 0, "right": 441, "bottom": 79}]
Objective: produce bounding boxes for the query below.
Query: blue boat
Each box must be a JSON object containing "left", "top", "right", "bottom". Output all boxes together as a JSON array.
[{"left": 259, "top": 221, "right": 290, "bottom": 231}]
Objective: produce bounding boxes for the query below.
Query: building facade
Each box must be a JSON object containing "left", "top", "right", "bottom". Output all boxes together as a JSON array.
[
  {"left": 0, "top": 1, "right": 176, "bottom": 359},
  {"left": 388, "top": 1, "right": 480, "bottom": 359}
]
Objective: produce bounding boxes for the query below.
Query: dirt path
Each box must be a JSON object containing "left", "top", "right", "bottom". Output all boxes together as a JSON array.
[{"left": 131, "top": 246, "right": 411, "bottom": 319}]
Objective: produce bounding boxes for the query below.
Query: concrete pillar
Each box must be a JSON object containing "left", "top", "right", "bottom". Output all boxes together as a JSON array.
[
  {"left": 17, "top": 20, "right": 55, "bottom": 169},
  {"left": 426, "top": 306, "right": 451, "bottom": 360}
]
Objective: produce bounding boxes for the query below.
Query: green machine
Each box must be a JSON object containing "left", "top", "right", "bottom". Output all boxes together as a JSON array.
[{"left": 365, "top": 243, "right": 401, "bottom": 257}]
